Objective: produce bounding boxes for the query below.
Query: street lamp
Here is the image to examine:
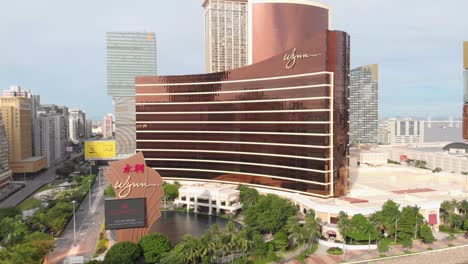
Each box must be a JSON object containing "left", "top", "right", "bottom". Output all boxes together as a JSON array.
[
  {"left": 98, "top": 168, "right": 101, "bottom": 187},
  {"left": 72, "top": 200, "right": 77, "bottom": 243},
  {"left": 88, "top": 179, "right": 92, "bottom": 212}
]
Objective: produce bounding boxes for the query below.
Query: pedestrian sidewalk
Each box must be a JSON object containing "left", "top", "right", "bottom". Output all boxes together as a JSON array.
[{"left": 284, "top": 234, "right": 468, "bottom": 264}]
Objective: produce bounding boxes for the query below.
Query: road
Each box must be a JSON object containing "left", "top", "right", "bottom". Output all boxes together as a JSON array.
[
  {"left": 44, "top": 176, "right": 107, "bottom": 264},
  {"left": 0, "top": 165, "right": 58, "bottom": 208}
]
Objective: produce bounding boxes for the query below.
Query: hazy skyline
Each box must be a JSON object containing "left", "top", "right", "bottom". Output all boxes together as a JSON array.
[{"left": 0, "top": 0, "right": 466, "bottom": 120}]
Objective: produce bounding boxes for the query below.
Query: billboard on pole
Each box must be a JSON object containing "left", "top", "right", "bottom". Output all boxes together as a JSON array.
[{"left": 84, "top": 140, "right": 116, "bottom": 160}]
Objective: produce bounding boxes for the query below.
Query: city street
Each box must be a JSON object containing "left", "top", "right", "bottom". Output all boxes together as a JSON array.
[
  {"left": 0, "top": 165, "right": 58, "bottom": 208},
  {"left": 44, "top": 175, "right": 107, "bottom": 264}
]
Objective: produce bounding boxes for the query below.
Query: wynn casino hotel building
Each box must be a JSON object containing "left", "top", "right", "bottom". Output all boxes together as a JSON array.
[{"left": 135, "top": 0, "right": 350, "bottom": 198}]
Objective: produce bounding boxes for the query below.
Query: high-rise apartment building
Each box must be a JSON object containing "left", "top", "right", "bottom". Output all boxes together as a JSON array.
[
  {"left": 203, "top": 0, "right": 248, "bottom": 73},
  {"left": 102, "top": 113, "right": 113, "bottom": 139},
  {"left": 349, "top": 64, "right": 379, "bottom": 144},
  {"left": 378, "top": 118, "right": 424, "bottom": 145},
  {"left": 463, "top": 42, "right": 468, "bottom": 140},
  {"left": 37, "top": 114, "right": 64, "bottom": 167},
  {"left": 0, "top": 97, "right": 46, "bottom": 174},
  {"left": 85, "top": 120, "right": 92, "bottom": 139},
  {"left": 41, "top": 104, "right": 69, "bottom": 148},
  {"left": 106, "top": 32, "right": 157, "bottom": 156},
  {"left": 68, "top": 108, "right": 86, "bottom": 144},
  {"left": 3, "top": 86, "right": 41, "bottom": 156},
  {"left": 0, "top": 115, "right": 12, "bottom": 189}
]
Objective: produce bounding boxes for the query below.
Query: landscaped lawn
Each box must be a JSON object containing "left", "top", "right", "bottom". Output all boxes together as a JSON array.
[
  {"left": 17, "top": 196, "right": 42, "bottom": 211},
  {"left": 16, "top": 181, "right": 66, "bottom": 211}
]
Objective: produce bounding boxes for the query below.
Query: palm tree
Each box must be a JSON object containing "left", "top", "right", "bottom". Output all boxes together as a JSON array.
[
  {"left": 337, "top": 211, "right": 351, "bottom": 251},
  {"left": 440, "top": 200, "right": 455, "bottom": 228},
  {"left": 458, "top": 200, "right": 468, "bottom": 217},
  {"left": 303, "top": 209, "right": 322, "bottom": 250},
  {"left": 286, "top": 216, "right": 305, "bottom": 246}
]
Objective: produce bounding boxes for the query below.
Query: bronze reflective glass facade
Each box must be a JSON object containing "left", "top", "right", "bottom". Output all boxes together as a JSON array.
[
  {"left": 464, "top": 104, "right": 468, "bottom": 140},
  {"left": 250, "top": 1, "right": 329, "bottom": 64},
  {"left": 136, "top": 29, "right": 349, "bottom": 198}
]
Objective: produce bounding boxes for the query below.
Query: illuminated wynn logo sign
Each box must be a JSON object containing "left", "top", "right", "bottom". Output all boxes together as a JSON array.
[{"left": 283, "top": 48, "right": 322, "bottom": 69}]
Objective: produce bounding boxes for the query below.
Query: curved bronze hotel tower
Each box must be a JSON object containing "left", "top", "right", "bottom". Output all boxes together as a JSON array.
[{"left": 136, "top": 0, "right": 349, "bottom": 198}]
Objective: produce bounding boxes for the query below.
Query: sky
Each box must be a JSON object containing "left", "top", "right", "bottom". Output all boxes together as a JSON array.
[{"left": 0, "top": 0, "right": 466, "bottom": 120}]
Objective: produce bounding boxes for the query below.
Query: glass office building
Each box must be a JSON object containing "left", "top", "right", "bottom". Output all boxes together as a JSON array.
[{"left": 106, "top": 32, "right": 157, "bottom": 155}]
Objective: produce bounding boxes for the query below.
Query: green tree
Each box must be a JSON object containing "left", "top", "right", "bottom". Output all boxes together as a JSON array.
[
  {"left": 104, "top": 241, "right": 142, "bottom": 264},
  {"left": 458, "top": 199, "right": 468, "bottom": 217},
  {"left": 138, "top": 233, "right": 171, "bottom": 264},
  {"left": 178, "top": 235, "right": 205, "bottom": 264},
  {"left": 463, "top": 219, "right": 468, "bottom": 231},
  {"left": 303, "top": 210, "right": 322, "bottom": 249},
  {"left": 337, "top": 211, "right": 351, "bottom": 243},
  {"left": 0, "top": 217, "right": 30, "bottom": 246},
  {"left": 370, "top": 200, "right": 400, "bottom": 239},
  {"left": 273, "top": 231, "right": 289, "bottom": 251},
  {"left": 286, "top": 216, "right": 307, "bottom": 246},
  {"left": 452, "top": 214, "right": 464, "bottom": 230},
  {"left": 244, "top": 194, "right": 296, "bottom": 234},
  {"left": 397, "top": 206, "right": 423, "bottom": 247},
  {"left": 0, "top": 207, "right": 21, "bottom": 219},
  {"left": 163, "top": 183, "right": 179, "bottom": 200},
  {"left": 419, "top": 224, "right": 435, "bottom": 243},
  {"left": 251, "top": 233, "right": 268, "bottom": 256},
  {"left": 440, "top": 200, "right": 456, "bottom": 229},
  {"left": 238, "top": 185, "right": 260, "bottom": 210},
  {"left": 432, "top": 167, "right": 442, "bottom": 173},
  {"left": 348, "top": 214, "right": 379, "bottom": 243},
  {"left": 44, "top": 202, "right": 73, "bottom": 235},
  {"left": 160, "top": 247, "right": 185, "bottom": 264}
]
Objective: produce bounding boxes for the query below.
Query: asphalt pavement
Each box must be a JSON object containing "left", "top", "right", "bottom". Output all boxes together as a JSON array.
[
  {"left": 0, "top": 165, "right": 58, "bottom": 208},
  {"left": 44, "top": 176, "right": 107, "bottom": 264}
]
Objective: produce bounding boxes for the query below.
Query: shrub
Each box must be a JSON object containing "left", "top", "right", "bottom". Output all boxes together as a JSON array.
[
  {"left": 94, "top": 238, "right": 108, "bottom": 255},
  {"left": 326, "top": 247, "right": 343, "bottom": 255},
  {"left": 419, "top": 224, "right": 435, "bottom": 243},
  {"left": 104, "top": 241, "right": 141, "bottom": 264},
  {"left": 103, "top": 185, "right": 115, "bottom": 197},
  {"left": 273, "top": 231, "right": 289, "bottom": 251},
  {"left": 138, "top": 233, "right": 171, "bottom": 264},
  {"left": 378, "top": 238, "right": 391, "bottom": 252},
  {"left": 0, "top": 207, "right": 21, "bottom": 219}
]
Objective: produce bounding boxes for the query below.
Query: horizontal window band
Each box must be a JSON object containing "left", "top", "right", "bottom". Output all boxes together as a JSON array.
[
  {"left": 136, "top": 84, "right": 331, "bottom": 96},
  {"left": 146, "top": 158, "right": 330, "bottom": 173},
  {"left": 151, "top": 168, "right": 330, "bottom": 185},
  {"left": 137, "top": 149, "right": 330, "bottom": 161},
  {"left": 136, "top": 109, "right": 331, "bottom": 114},
  {"left": 136, "top": 130, "right": 330, "bottom": 137},
  {"left": 136, "top": 121, "right": 331, "bottom": 124},
  {"left": 161, "top": 177, "right": 333, "bottom": 198},
  {"left": 136, "top": 96, "right": 331, "bottom": 105},
  {"left": 136, "top": 140, "right": 331, "bottom": 149},
  {"left": 136, "top": 71, "right": 333, "bottom": 87}
]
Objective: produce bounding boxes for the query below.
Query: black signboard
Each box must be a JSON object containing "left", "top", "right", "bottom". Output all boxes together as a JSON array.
[{"left": 105, "top": 198, "right": 146, "bottom": 230}]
